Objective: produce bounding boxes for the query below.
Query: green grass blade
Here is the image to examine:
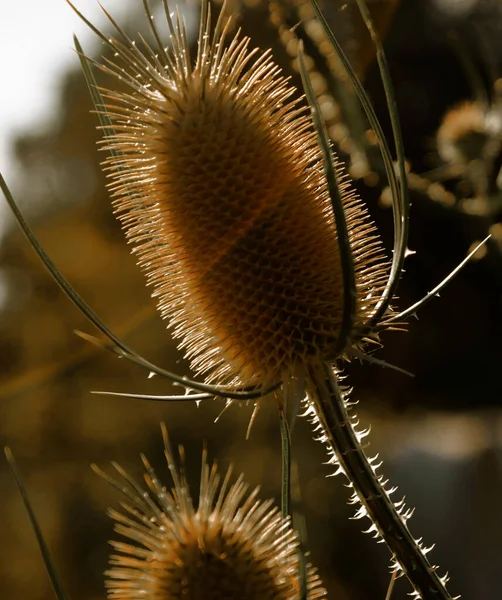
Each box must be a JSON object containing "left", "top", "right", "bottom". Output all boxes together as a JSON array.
[{"left": 4, "top": 448, "right": 70, "bottom": 600}]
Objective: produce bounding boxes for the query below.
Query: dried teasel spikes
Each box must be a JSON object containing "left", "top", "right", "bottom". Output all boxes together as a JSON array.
[
  {"left": 98, "top": 426, "right": 326, "bottom": 600},
  {"left": 84, "top": 0, "right": 389, "bottom": 387}
]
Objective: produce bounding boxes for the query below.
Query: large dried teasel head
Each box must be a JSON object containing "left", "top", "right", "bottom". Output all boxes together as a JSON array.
[
  {"left": 73, "top": 0, "right": 390, "bottom": 388},
  {"left": 96, "top": 425, "right": 326, "bottom": 599}
]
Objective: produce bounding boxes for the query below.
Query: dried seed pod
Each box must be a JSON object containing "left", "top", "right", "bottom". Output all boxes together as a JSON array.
[
  {"left": 82, "top": 0, "right": 389, "bottom": 388},
  {"left": 98, "top": 426, "right": 326, "bottom": 600}
]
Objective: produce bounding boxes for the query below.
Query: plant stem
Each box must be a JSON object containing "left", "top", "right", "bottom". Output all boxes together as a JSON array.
[
  {"left": 278, "top": 405, "right": 292, "bottom": 520},
  {"left": 307, "top": 362, "right": 453, "bottom": 600}
]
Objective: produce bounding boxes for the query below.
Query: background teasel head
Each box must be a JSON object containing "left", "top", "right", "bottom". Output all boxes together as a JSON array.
[
  {"left": 75, "top": 0, "right": 390, "bottom": 388},
  {"left": 97, "top": 425, "right": 326, "bottom": 599}
]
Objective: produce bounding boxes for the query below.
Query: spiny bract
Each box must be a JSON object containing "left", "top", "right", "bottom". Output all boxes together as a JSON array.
[
  {"left": 99, "top": 427, "right": 326, "bottom": 599},
  {"left": 88, "top": 0, "right": 389, "bottom": 387}
]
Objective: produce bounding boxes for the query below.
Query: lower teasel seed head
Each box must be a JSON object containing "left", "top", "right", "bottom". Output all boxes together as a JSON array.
[
  {"left": 89, "top": 0, "right": 389, "bottom": 386},
  {"left": 97, "top": 426, "right": 326, "bottom": 599}
]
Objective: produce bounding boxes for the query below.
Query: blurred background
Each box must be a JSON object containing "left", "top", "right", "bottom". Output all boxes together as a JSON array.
[{"left": 0, "top": 0, "right": 501, "bottom": 598}]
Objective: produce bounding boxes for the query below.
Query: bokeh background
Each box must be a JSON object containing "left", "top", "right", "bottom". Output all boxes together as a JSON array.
[{"left": 0, "top": 0, "right": 501, "bottom": 598}]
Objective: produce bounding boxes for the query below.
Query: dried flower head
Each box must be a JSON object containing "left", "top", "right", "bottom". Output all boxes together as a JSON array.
[
  {"left": 78, "top": 0, "right": 389, "bottom": 387},
  {"left": 97, "top": 426, "right": 326, "bottom": 599}
]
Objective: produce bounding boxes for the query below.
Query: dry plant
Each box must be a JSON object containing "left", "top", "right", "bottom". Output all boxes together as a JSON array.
[
  {"left": 97, "top": 425, "right": 325, "bottom": 600},
  {"left": 1, "top": 0, "right": 490, "bottom": 599},
  {"left": 6, "top": 426, "right": 326, "bottom": 600}
]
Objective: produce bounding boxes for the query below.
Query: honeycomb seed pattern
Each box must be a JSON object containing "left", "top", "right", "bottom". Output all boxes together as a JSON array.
[{"left": 96, "top": 3, "right": 389, "bottom": 386}]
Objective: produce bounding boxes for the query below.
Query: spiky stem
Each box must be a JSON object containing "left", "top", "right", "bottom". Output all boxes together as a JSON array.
[{"left": 306, "top": 362, "right": 453, "bottom": 600}]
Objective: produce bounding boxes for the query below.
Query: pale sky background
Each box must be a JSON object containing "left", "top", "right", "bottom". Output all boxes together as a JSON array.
[
  {"left": 0, "top": 0, "right": 135, "bottom": 184},
  {"left": 0, "top": 0, "right": 195, "bottom": 313},
  {"left": 0, "top": 1, "right": 140, "bottom": 306}
]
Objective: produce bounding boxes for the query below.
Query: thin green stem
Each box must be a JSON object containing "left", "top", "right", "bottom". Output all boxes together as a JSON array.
[
  {"left": 279, "top": 408, "right": 307, "bottom": 598},
  {"left": 278, "top": 405, "right": 292, "bottom": 520},
  {"left": 5, "top": 449, "right": 70, "bottom": 600},
  {"left": 291, "top": 462, "right": 308, "bottom": 600},
  {"left": 385, "top": 235, "right": 490, "bottom": 324}
]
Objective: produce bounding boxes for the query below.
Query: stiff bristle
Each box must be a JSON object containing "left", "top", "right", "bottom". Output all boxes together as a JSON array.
[
  {"left": 91, "top": 1, "right": 389, "bottom": 385},
  {"left": 99, "top": 429, "right": 326, "bottom": 599}
]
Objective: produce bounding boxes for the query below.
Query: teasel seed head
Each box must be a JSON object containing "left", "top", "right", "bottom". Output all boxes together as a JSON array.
[
  {"left": 98, "top": 425, "right": 326, "bottom": 599},
  {"left": 88, "top": 0, "right": 389, "bottom": 387}
]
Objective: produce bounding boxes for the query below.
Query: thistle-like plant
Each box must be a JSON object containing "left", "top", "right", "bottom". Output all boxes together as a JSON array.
[
  {"left": 0, "top": 0, "right": 489, "bottom": 598},
  {"left": 97, "top": 425, "right": 326, "bottom": 600},
  {"left": 5, "top": 427, "right": 326, "bottom": 600}
]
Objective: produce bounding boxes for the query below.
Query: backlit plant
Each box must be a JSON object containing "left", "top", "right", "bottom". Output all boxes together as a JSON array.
[{"left": 1, "top": 0, "right": 489, "bottom": 598}]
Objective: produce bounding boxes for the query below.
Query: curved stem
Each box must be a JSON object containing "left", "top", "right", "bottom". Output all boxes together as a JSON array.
[
  {"left": 307, "top": 362, "right": 453, "bottom": 600},
  {"left": 384, "top": 235, "right": 490, "bottom": 324},
  {"left": 307, "top": 0, "right": 408, "bottom": 328},
  {"left": 298, "top": 42, "right": 356, "bottom": 356},
  {"left": 353, "top": 0, "right": 410, "bottom": 328}
]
